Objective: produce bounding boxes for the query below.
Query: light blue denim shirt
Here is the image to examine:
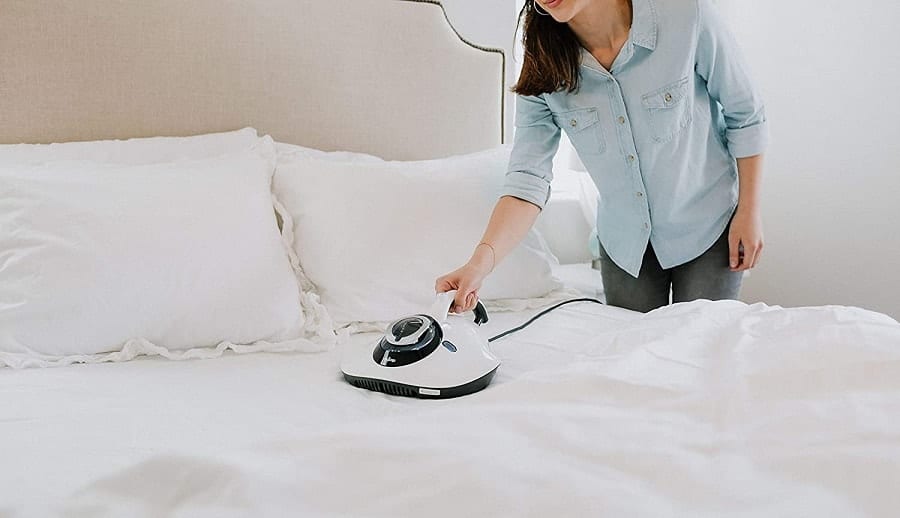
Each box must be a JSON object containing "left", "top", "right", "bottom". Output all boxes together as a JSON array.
[{"left": 502, "top": 0, "right": 769, "bottom": 277}]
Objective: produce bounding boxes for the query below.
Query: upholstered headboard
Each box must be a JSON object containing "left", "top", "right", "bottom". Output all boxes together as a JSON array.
[{"left": 0, "top": 0, "right": 504, "bottom": 160}]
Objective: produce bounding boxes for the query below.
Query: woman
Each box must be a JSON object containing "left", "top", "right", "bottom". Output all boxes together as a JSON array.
[{"left": 436, "top": 0, "right": 768, "bottom": 314}]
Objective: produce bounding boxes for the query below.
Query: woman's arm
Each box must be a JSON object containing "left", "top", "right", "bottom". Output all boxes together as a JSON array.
[
  {"left": 434, "top": 196, "right": 541, "bottom": 313},
  {"left": 729, "top": 154, "right": 765, "bottom": 271},
  {"left": 470, "top": 195, "right": 543, "bottom": 274},
  {"left": 435, "top": 94, "right": 560, "bottom": 313},
  {"left": 695, "top": 0, "right": 769, "bottom": 271},
  {"left": 695, "top": 0, "right": 769, "bottom": 159},
  {"left": 436, "top": 196, "right": 543, "bottom": 314}
]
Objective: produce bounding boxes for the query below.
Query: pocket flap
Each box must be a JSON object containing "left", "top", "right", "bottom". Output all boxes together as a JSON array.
[
  {"left": 642, "top": 77, "right": 690, "bottom": 109},
  {"left": 553, "top": 108, "right": 600, "bottom": 133}
]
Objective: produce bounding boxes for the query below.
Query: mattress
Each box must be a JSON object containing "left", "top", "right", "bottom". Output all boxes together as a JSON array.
[{"left": 2, "top": 264, "right": 900, "bottom": 517}]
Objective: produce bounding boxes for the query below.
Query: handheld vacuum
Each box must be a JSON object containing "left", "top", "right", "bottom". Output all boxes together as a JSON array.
[{"left": 341, "top": 290, "right": 604, "bottom": 399}]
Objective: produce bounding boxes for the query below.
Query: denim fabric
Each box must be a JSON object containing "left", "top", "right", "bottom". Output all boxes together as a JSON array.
[
  {"left": 597, "top": 225, "right": 742, "bottom": 312},
  {"left": 501, "top": 0, "right": 768, "bottom": 278}
]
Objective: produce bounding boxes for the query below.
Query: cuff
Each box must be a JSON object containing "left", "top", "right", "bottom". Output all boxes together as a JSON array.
[
  {"left": 726, "top": 121, "right": 770, "bottom": 158},
  {"left": 500, "top": 171, "right": 552, "bottom": 210}
]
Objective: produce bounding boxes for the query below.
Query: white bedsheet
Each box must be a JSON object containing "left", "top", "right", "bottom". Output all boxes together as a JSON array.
[{"left": 2, "top": 266, "right": 900, "bottom": 517}]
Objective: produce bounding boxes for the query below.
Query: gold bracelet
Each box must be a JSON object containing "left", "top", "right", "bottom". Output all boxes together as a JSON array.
[{"left": 477, "top": 242, "right": 496, "bottom": 273}]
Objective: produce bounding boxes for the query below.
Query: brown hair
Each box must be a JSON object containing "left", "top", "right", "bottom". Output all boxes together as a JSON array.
[{"left": 512, "top": 2, "right": 583, "bottom": 97}]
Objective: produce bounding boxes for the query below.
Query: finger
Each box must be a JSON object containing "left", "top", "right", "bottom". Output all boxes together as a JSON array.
[
  {"left": 750, "top": 242, "right": 763, "bottom": 269},
  {"left": 454, "top": 287, "right": 477, "bottom": 314},
  {"left": 745, "top": 243, "right": 763, "bottom": 271},
  {"left": 435, "top": 276, "right": 455, "bottom": 293},
  {"left": 728, "top": 234, "right": 741, "bottom": 270},
  {"left": 461, "top": 289, "right": 476, "bottom": 312},
  {"left": 742, "top": 245, "right": 754, "bottom": 271},
  {"left": 465, "top": 292, "right": 476, "bottom": 312},
  {"left": 737, "top": 245, "right": 753, "bottom": 271},
  {"left": 453, "top": 290, "right": 468, "bottom": 313}
]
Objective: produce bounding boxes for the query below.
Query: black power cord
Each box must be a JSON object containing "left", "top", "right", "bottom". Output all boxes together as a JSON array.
[{"left": 487, "top": 298, "right": 605, "bottom": 343}]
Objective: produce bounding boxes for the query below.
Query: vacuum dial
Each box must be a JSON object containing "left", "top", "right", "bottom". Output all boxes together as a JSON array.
[{"left": 375, "top": 314, "right": 442, "bottom": 367}]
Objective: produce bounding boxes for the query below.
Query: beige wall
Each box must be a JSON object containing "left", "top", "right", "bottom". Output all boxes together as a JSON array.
[{"left": 441, "top": 0, "right": 518, "bottom": 137}]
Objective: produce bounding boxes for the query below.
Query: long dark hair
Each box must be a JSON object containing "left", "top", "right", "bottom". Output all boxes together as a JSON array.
[{"left": 512, "top": 1, "right": 583, "bottom": 97}]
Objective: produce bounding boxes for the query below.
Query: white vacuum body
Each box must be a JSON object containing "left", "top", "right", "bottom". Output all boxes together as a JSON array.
[{"left": 341, "top": 290, "right": 500, "bottom": 399}]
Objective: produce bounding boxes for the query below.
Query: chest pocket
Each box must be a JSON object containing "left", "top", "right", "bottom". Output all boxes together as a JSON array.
[
  {"left": 553, "top": 108, "right": 606, "bottom": 155},
  {"left": 641, "top": 77, "right": 693, "bottom": 143}
]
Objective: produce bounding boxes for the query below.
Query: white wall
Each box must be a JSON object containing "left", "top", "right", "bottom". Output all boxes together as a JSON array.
[
  {"left": 439, "top": 0, "right": 518, "bottom": 136},
  {"left": 719, "top": 1, "right": 900, "bottom": 319}
]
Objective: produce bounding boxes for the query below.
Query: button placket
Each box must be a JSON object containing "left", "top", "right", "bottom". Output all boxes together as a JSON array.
[
  {"left": 609, "top": 80, "right": 640, "bottom": 168},
  {"left": 607, "top": 77, "right": 651, "bottom": 240}
]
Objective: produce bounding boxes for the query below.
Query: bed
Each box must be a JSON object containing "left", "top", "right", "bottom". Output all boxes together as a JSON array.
[{"left": 2, "top": 1, "right": 900, "bottom": 516}]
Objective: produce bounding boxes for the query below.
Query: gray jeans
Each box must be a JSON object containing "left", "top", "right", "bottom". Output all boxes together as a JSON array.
[{"left": 596, "top": 227, "right": 743, "bottom": 312}]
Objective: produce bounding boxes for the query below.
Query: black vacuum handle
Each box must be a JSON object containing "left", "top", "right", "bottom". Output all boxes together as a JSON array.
[{"left": 473, "top": 300, "right": 489, "bottom": 326}]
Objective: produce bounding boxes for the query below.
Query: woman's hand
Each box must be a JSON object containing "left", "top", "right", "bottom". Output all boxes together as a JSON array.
[
  {"left": 436, "top": 196, "right": 542, "bottom": 314},
  {"left": 728, "top": 205, "right": 764, "bottom": 271},
  {"left": 435, "top": 247, "right": 494, "bottom": 314}
]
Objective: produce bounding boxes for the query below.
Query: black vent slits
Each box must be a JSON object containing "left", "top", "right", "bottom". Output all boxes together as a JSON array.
[{"left": 350, "top": 378, "right": 418, "bottom": 397}]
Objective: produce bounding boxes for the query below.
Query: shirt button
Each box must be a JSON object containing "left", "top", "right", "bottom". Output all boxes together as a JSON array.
[
  {"left": 664, "top": 92, "right": 673, "bottom": 103},
  {"left": 644, "top": 223, "right": 650, "bottom": 230},
  {"left": 628, "top": 154, "right": 636, "bottom": 162},
  {"left": 617, "top": 116, "right": 626, "bottom": 124},
  {"left": 637, "top": 192, "right": 644, "bottom": 197},
  {"left": 570, "top": 119, "right": 578, "bottom": 128}
]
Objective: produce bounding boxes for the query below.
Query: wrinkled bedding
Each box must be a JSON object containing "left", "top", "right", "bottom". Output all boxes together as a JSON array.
[{"left": 2, "top": 267, "right": 899, "bottom": 517}]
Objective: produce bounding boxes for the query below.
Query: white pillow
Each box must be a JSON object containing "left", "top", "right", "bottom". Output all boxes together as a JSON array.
[
  {"left": 0, "top": 137, "right": 333, "bottom": 368},
  {"left": 276, "top": 141, "right": 600, "bottom": 265},
  {"left": 276, "top": 141, "right": 384, "bottom": 165},
  {"left": 0, "top": 128, "right": 259, "bottom": 165},
  {"left": 273, "top": 145, "right": 562, "bottom": 326},
  {"left": 537, "top": 168, "right": 600, "bottom": 265}
]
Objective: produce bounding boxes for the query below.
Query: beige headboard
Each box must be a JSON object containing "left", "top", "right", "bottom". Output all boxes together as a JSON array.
[{"left": 0, "top": 0, "right": 504, "bottom": 160}]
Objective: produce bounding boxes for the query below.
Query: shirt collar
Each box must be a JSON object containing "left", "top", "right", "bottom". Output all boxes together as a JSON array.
[
  {"left": 630, "top": 0, "right": 658, "bottom": 51},
  {"left": 577, "top": 0, "right": 658, "bottom": 73}
]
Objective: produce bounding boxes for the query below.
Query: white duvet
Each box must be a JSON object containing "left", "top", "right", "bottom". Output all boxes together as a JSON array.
[{"left": 2, "top": 283, "right": 900, "bottom": 516}]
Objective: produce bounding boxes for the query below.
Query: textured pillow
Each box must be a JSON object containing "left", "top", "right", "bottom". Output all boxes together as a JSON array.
[
  {"left": 536, "top": 167, "right": 600, "bottom": 265},
  {"left": 273, "top": 145, "right": 562, "bottom": 326},
  {"left": 275, "top": 141, "right": 384, "bottom": 165},
  {"left": 0, "top": 128, "right": 260, "bottom": 165},
  {"left": 275, "top": 142, "right": 599, "bottom": 266},
  {"left": 0, "top": 137, "right": 334, "bottom": 368}
]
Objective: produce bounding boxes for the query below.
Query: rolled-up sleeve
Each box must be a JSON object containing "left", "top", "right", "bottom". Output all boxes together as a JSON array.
[
  {"left": 695, "top": 0, "right": 769, "bottom": 158},
  {"left": 500, "top": 94, "right": 561, "bottom": 210}
]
